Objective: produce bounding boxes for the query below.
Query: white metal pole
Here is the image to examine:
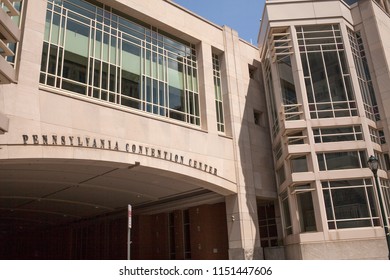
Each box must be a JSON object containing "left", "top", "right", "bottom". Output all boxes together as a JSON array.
[
  {"left": 127, "top": 204, "right": 132, "bottom": 260},
  {"left": 127, "top": 228, "right": 131, "bottom": 260}
]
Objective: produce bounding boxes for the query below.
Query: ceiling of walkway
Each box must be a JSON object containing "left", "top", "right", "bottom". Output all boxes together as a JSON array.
[{"left": 0, "top": 159, "right": 220, "bottom": 236}]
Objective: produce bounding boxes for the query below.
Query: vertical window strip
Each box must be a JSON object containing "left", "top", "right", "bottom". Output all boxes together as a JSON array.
[
  {"left": 348, "top": 29, "right": 380, "bottom": 121},
  {"left": 295, "top": 189, "right": 317, "bottom": 232},
  {"left": 41, "top": 0, "right": 200, "bottom": 126},
  {"left": 212, "top": 53, "right": 225, "bottom": 133},
  {"left": 257, "top": 203, "right": 279, "bottom": 247},
  {"left": 264, "top": 53, "right": 279, "bottom": 138},
  {"left": 273, "top": 141, "right": 283, "bottom": 161},
  {"left": 280, "top": 191, "right": 292, "bottom": 235},
  {"left": 380, "top": 179, "right": 390, "bottom": 224},
  {"left": 374, "top": 150, "right": 387, "bottom": 171}
]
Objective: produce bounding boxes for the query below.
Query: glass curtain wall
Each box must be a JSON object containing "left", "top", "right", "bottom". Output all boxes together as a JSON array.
[
  {"left": 297, "top": 24, "right": 357, "bottom": 119},
  {"left": 295, "top": 24, "right": 384, "bottom": 232},
  {"left": 40, "top": 0, "right": 200, "bottom": 125}
]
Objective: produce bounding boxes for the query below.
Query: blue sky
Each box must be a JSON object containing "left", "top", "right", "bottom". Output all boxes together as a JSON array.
[{"left": 173, "top": 0, "right": 266, "bottom": 45}]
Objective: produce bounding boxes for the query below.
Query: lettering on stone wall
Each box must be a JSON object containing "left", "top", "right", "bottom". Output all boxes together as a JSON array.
[{"left": 22, "top": 134, "right": 218, "bottom": 176}]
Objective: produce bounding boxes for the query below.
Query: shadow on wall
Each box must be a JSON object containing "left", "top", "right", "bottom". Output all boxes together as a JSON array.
[{"left": 237, "top": 57, "right": 284, "bottom": 259}]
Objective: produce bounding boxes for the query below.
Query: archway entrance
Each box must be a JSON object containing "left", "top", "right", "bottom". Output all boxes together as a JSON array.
[{"left": 0, "top": 159, "right": 226, "bottom": 259}]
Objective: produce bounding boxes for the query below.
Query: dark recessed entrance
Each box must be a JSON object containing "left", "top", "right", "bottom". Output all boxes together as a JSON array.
[{"left": 0, "top": 159, "right": 227, "bottom": 259}]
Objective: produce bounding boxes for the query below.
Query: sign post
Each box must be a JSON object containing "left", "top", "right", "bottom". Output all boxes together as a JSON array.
[{"left": 127, "top": 204, "right": 132, "bottom": 260}]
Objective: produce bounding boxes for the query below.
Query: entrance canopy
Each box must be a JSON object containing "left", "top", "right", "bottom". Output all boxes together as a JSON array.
[{"left": 0, "top": 159, "right": 224, "bottom": 236}]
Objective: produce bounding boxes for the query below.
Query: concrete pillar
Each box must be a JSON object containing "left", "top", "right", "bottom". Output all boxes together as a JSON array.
[
  {"left": 222, "top": 26, "right": 262, "bottom": 259},
  {"left": 225, "top": 194, "right": 262, "bottom": 259}
]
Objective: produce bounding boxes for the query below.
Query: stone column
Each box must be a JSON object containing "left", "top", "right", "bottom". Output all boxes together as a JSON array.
[
  {"left": 222, "top": 26, "right": 262, "bottom": 260},
  {"left": 225, "top": 194, "right": 262, "bottom": 259}
]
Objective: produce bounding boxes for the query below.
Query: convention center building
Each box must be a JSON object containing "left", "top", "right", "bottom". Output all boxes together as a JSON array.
[{"left": 1, "top": 0, "right": 390, "bottom": 260}]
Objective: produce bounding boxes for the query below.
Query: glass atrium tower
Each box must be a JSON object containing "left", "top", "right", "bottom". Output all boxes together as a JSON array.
[{"left": 259, "top": 0, "right": 390, "bottom": 259}]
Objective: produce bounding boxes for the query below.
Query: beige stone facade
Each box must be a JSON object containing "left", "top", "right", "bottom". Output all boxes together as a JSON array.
[{"left": 0, "top": 0, "right": 389, "bottom": 260}]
